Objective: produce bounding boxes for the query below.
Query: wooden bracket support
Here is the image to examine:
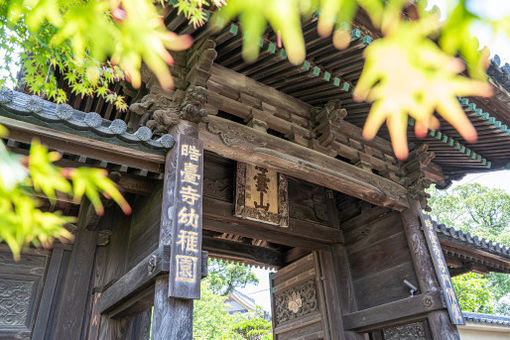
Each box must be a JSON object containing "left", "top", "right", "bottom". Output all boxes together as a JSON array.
[
  {"left": 99, "top": 246, "right": 208, "bottom": 319},
  {"left": 342, "top": 291, "right": 445, "bottom": 332}
]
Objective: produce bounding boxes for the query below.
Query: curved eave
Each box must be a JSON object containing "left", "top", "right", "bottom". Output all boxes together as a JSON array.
[{"left": 0, "top": 88, "right": 173, "bottom": 173}]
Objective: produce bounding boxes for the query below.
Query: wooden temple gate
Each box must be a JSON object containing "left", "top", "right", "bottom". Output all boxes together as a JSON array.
[{"left": 2, "top": 8, "right": 510, "bottom": 340}]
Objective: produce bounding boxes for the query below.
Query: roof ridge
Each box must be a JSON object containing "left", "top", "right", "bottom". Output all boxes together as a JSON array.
[
  {"left": 0, "top": 87, "right": 175, "bottom": 151},
  {"left": 462, "top": 311, "right": 510, "bottom": 326},
  {"left": 431, "top": 218, "right": 510, "bottom": 257}
]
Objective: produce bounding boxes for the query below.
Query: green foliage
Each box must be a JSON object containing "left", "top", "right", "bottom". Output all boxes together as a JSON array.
[
  {"left": 428, "top": 183, "right": 510, "bottom": 239},
  {"left": 452, "top": 272, "right": 494, "bottom": 313},
  {"left": 0, "top": 0, "right": 193, "bottom": 103},
  {"left": 0, "top": 130, "right": 130, "bottom": 259},
  {"left": 1, "top": 0, "right": 510, "bottom": 159},
  {"left": 207, "top": 259, "right": 259, "bottom": 296},
  {"left": 212, "top": 0, "right": 507, "bottom": 159},
  {"left": 428, "top": 183, "right": 510, "bottom": 315},
  {"left": 194, "top": 260, "right": 272, "bottom": 339},
  {"left": 230, "top": 310, "right": 272, "bottom": 340},
  {"left": 193, "top": 281, "right": 237, "bottom": 339}
]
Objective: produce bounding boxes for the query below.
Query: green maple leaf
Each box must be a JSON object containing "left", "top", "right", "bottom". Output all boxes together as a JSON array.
[{"left": 354, "top": 16, "right": 492, "bottom": 159}]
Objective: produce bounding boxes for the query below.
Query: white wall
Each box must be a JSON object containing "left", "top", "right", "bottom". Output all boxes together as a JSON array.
[{"left": 458, "top": 322, "right": 510, "bottom": 340}]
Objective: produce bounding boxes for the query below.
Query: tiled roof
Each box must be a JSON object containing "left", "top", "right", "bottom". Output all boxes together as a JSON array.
[
  {"left": 433, "top": 220, "right": 510, "bottom": 259},
  {"left": 462, "top": 312, "right": 510, "bottom": 326},
  {"left": 488, "top": 55, "right": 510, "bottom": 93},
  {"left": 0, "top": 87, "right": 175, "bottom": 150}
]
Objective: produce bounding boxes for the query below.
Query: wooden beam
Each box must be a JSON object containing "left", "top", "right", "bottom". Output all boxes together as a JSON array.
[
  {"left": 100, "top": 246, "right": 170, "bottom": 317},
  {"left": 100, "top": 246, "right": 207, "bottom": 318},
  {"left": 200, "top": 115, "right": 409, "bottom": 210},
  {"left": 203, "top": 196, "right": 344, "bottom": 249},
  {"left": 0, "top": 115, "right": 164, "bottom": 173},
  {"left": 343, "top": 292, "right": 445, "bottom": 332},
  {"left": 203, "top": 236, "right": 283, "bottom": 268}
]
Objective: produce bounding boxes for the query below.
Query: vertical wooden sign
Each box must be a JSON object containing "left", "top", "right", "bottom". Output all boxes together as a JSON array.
[
  {"left": 235, "top": 162, "right": 289, "bottom": 227},
  {"left": 421, "top": 214, "right": 465, "bottom": 325},
  {"left": 168, "top": 134, "right": 204, "bottom": 299}
]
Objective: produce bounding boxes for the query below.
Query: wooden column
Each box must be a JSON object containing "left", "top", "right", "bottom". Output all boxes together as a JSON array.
[
  {"left": 151, "top": 120, "right": 199, "bottom": 339},
  {"left": 95, "top": 210, "right": 133, "bottom": 340},
  {"left": 53, "top": 226, "right": 97, "bottom": 339},
  {"left": 401, "top": 200, "right": 460, "bottom": 340},
  {"left": 319, "top": 245, "right": 365, "bottom": 340}
]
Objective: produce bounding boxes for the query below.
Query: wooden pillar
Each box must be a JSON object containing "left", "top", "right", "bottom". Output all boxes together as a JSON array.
[
  {"left": 151, "top": 120, "right": 200, "bottom": 339},
  {"left": 401, "top": 200, "right": 460, "bottom": 340},
  {"left": 319, "top": 245, "right": 365, "bottom": 340},
  {"left": 95, "top": 210, "right": 133, "bottom": 340}
]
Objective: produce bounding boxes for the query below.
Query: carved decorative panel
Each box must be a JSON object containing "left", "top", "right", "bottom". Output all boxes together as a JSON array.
[
  {"left": 0, "top": 279, "right": 34, "bottom": 328},
  {"left": 235, "top": 162, "right": 289, "bottom": 227},
  {"left": 383, "top": 321, "right": 427, "bottom": 340},
  {"left": 273, "top": 279, "right": 318, "bottom": 326},
  {"left": 0, "top": 247, "right": 48, "bottom": 339}
]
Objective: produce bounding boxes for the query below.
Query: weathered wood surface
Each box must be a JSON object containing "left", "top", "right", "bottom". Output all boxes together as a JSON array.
[
  {"left": 343, "top": 292, "right": 445, "bottom": 332},
  {"left": 32, "top": 247, "right": 64, "bottom": 340},
  {"left": 52, "top": 227, "right": 97, "bottom": 340},
  {"left": 95, "top": 210, "right": 133, "bottom": 340},
  {"left": 127, "top": 185, "right": 164, "bottom": 270},
  {"left": 152, "top": 121, "right": 197, "bottom": 340},
  {"left": 271, "top": 253, "right": 327, "bottom": 340},
  {"left": 318, "top": 245, "right": 364, "bottom": 340},
  {"left": 168, "top": 134, "right": 204, "bottom": 299},
  {"left": 401, "top": 200, "right": 461, "bottom": 340},
  {"left": 204, "top": 196, "right": 344, "bottom": 249},
  {"left": 200, "top": 115, "right": 409, "bottom": 210},
  {"left": 345, "top": 209, "right": 419, "bottom": 310},
  {"left": 0, "top": 115, "right": 164, "bottom": 173},
  {"left": 100, "top": 246, "right": 207, "bottom": 318},
  {"left": 203, "top": 236, "right": 284, "bottom": 268},
  {"left": 0, "top": 246, "right": 49, "bottom": 340},
  {"left": 100, "top": 246, "right": 170, "bottom": 317},
  {"left": 207, "top": 64, "right": 407, "bottom": 183}
]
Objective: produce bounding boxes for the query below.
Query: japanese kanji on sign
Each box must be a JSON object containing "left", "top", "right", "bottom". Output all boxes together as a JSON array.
[{"left": 169, "top": 134, "right": 204, "bottom": 299}]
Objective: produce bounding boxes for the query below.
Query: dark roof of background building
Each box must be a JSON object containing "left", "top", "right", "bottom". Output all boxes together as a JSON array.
[
  {"left": 489, "top": 55, "right": 510, "bottom": 94},
  {"left": 0, "top": 87, "right": 175, "bottom": 152},
  {"left": 462, "top": 311, "right": 510, "bottom": 327},
  {"left": 434, "top": 221, "right": 510, "bottom": 259}
]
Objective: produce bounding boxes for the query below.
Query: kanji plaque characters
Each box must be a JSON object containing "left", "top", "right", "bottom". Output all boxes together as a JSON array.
[
  {"left": 235, "top": 162, "right": 289, "bottom": 227},
  {"left": 169, "top": 134, "right": 204, "bottom": 299}
]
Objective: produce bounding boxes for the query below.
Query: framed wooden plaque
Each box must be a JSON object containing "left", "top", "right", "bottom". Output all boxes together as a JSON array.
[{"left": 235, "top": 162, "right": 289, "bottom": 228}]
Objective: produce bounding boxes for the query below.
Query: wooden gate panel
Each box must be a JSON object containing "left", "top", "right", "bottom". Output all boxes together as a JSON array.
[
  {"left": 0, "top": 246, "right": 49, "bottom": 339},
  {"left": 271, "top": 253, "right": 328, "bottom": 340}
]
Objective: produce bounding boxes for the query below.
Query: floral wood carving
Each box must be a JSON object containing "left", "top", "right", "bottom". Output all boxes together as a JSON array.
[
  {"left": 287, "top": 291, "right": 303, "bottom": 313},
  {"left": 274, "top": 279, "right": 318, "bottom": 326}
]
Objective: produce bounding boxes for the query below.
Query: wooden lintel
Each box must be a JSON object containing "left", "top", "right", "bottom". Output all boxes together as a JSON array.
[
  {"left": 100, "top": 246, "right": 208, "bottom": 318},
  {"left": 343, "top": 291, "right": 445, "bottom": 332},
  {"left": 0, "top": 116, "right": 165, "bottom": 173},
  {"left": 203, "top": 196, "right": 344, "bottom": 249},
  {"left": 200, "top": 115, "right": 409, "bottom": 211},
  {"left": 203, "top": 236, "right": 284, "bottom": 269}
]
